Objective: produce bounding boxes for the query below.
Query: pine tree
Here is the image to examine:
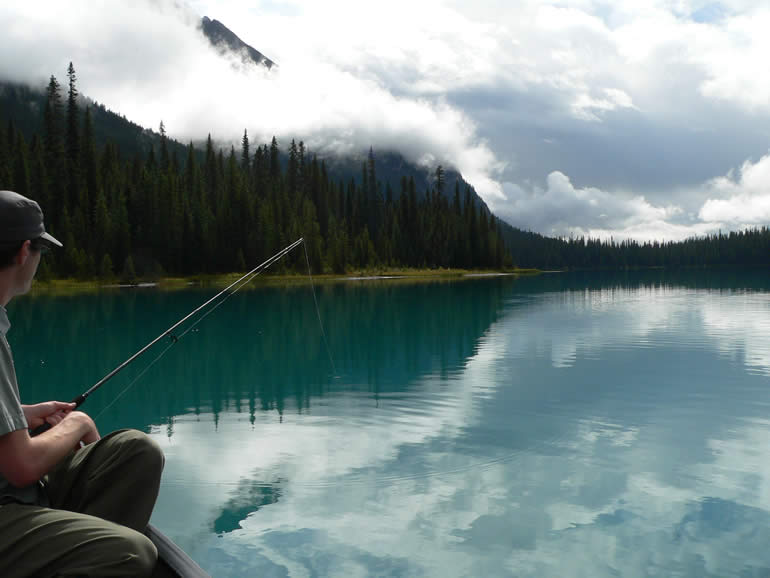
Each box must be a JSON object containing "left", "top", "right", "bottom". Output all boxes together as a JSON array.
[
  {"left": 99, "top": 253, "right": 114, "bottom": 278},
  {"left": 435, "top": 165, "right": 445, "bottom": 196},
  {"left": 123, "top": 255, "right": 137, "bottom": 283},
  {"left": 29, "top": 136, "right": 49, "bottom": 219},
  {"left": 301, "top": 198, "right": 323, "bottom": 273},
  {"left": 65, "top": 62, "right": 81, "bottom": 213},
  {"left": 11, "top": 130, "right": 31, "bottom": 198},
  {"left": 298, "top": 140, "right": 306, "bottom": 200},
  {"left": 269, "top": 136, "right": 280, "bottom": 180},
  {"left": 159, "top": 121, "right": 169, "bottom": 171},
  {"left": 241, "top": 129, "right": 250, "bottom": 171},
  {"left": 287, "top": 139, "right": 298, "bottom": 200},
  {"left": 81, "top": 107, "right": 98, "bottom": 219},
  {"left": 93, "top": 189, "right": 112, "bottom": 264},
  {"left": 43, "top": 75, "right": 66, "bottom": 230},
  {"left": 367, "top": 147, "right": 377, "bottom": 199}
]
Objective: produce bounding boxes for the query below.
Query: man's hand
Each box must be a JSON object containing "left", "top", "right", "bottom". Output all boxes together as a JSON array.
[
  {"left": 23, "top": 402, "right": 75, "bottom": 430},
  {"left": 62, "top": 411, "right": 101, "bottom": 446},
  {"left": 0, "top": 409, "right": 101, "bottom": 487}
]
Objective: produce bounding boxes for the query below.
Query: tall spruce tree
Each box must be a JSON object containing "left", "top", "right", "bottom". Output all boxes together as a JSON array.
[
  {"left": 241, "top": 129, "right": 250, "bottom": 171},
  {"left": 44, "top": 75, "right": 65, "bottom": 231},
  {"left": 66, "top": 62, "right": 81, "bottom": 213},
  {"left": 159, "top": 121, "right": 169, "bottom": 171}
]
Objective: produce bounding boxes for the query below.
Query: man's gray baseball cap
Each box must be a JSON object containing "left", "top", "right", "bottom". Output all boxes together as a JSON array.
[{"left": 0, "top": 190, "right": 62, "bottom": 247}]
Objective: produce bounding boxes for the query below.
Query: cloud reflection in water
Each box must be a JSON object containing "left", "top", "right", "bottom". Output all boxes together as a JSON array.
[{"left": 18, "top": 274, "right": 769, "bottom": 577}]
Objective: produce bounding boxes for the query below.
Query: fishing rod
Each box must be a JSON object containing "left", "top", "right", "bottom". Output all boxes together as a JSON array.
[{"left": 31, "top": 237, "right": 305, "bottom": 436}]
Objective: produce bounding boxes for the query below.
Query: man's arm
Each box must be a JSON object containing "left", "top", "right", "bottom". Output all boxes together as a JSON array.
[{"left": 0, "top": 411, "right": 100, "bottom": 487}]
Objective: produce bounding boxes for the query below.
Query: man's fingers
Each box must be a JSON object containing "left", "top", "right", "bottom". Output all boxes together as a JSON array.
[
  {"left": 45, "top": 410, "right": 69, "bottom": 426},
  {"left": 41, "top": 402, "right": 75, "bottom": 417}
]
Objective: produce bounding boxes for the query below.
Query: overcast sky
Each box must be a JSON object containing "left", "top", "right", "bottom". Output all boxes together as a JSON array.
[{"left": 3, "top": 0, "right": 770, "bottom": 241}]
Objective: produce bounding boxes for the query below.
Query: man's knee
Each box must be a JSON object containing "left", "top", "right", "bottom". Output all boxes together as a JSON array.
[
  {"left": 112, "top": 429, "right": 165, "bottom": 472},
  {"left": 127, "top": 531, "right": 159, "bottom": 576},
  {"left": 93, "top": 528, "right": 158, "bottom": 577},
  {"left": 63, "top": 524, "right": 158, "bottom": 577}
]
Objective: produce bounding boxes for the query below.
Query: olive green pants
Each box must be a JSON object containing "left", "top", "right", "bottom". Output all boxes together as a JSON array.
[{"left": 0, "top": 429, "right": 164, "bottom": 577}]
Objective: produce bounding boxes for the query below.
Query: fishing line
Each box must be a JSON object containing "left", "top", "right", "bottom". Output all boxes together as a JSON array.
[
  {"left": 94, "top": 238, "right": 307, "bottom": 420},
  {"left": 172, "top": 240, "right": 299, "bottom": 341},
  {"left": 90, "top": 237, "right": 338, "bottom": 422},
  {"left": 32, "top": 238, "right": 306, "bottom": 436},
  {"left": 303, "top": 241, "right": 338, "bottom": 378},
  {"left": 92, "top": 340, "right": 176, "bottom": 420}
]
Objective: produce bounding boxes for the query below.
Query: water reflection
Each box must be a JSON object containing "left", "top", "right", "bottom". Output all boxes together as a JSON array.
[
  {"left": 11, "top": 278, "right": 513, "bottom": 435},
  {"left": 7, "top": 271, "right": 770, "bottom": 576},
  {"left": 213, "top": 478, "right": 284, "bottom": 535}
]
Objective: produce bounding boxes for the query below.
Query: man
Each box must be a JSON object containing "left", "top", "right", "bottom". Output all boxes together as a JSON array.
[{"left": 0, "top": 190, "right": 164, "bottom": 577}]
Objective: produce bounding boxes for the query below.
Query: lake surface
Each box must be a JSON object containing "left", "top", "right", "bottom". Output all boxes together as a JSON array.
[{"left": 8, "top": 269, "right": 770, "bottom": 577}]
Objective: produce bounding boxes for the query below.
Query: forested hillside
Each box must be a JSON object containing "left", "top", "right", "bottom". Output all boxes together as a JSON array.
[
  {"left": 0, "top": 66, "right": 511, "bottom": 279},
  {"left": 2, "top": 65, "right": 769, "bottom": 279}
]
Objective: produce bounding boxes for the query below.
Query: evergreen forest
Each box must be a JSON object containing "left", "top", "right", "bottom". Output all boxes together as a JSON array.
[
  {"left": 0, "top": 66, "right": 511, "bottom": 280},
  {"left": 1, "top": 65, "right": 770, "bottom": 280},
  {"left": 500, "top": 226, "right": 770, "bottom": 270}
]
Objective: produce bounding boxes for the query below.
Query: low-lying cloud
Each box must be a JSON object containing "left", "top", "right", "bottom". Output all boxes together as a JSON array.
[{"left": 1, "top": 0, "right": 506, "bottom": 200}]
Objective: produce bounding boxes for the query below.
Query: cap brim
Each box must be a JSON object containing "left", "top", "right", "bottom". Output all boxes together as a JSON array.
[{"left": 40, "top": 232, "right": 63, "bottom": 248}]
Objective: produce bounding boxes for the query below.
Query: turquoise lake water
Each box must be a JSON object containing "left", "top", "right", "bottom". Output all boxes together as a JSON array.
[{"left": 8, "top": 270, "right": 770, "bottom": 577}]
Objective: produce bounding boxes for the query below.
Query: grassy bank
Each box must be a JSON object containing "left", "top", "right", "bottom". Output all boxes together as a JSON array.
[{"left": 29, "top": 267, "right": 540, "bottom": 295}]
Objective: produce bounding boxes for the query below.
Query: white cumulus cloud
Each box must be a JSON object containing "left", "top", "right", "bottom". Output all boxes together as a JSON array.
[
  {"left": 699, "top": 154, "right": 770, "bottom": 225},
  {"left": 497, "top": 171, "right": 691, "bottom": 241}
]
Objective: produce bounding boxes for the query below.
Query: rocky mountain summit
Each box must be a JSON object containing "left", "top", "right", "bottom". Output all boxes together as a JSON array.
[{"left": 200, "top": 16, "right": 275, "bottom": 69}]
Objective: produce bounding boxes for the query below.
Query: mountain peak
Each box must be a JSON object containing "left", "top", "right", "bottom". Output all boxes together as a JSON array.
[{"left": 200, "top": 16, "right": 275, "bottom": 70}]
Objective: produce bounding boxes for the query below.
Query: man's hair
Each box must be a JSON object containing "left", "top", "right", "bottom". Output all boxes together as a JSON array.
[{"left": 0, "top": 241, "right": 25, "bottom": 270}]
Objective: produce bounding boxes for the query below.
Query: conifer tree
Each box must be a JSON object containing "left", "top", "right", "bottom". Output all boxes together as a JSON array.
[
  {"left": 44, "top": 75, "right": 65, "bottom": 229},
  {"left": 288, "top": 139, "right": 298, "bottom": 200},
  {"left": 93, "top": 189, "right": 112, "bottom": 265},
  {"left": 99, "top": 253, "right": 114, "bottom": 279},
  {"left": 159, "top": 121, "right": 169, "bottom": 171},
  {"left": 435, "top": 165, "right": 445, "bottom": 196},
  {"left": 11, "top": 130, "right": 31, "bottom": 198},
  {"left": 66, "top": 62, "right": 81, "bottom": 212},
  {"left": 367, "top": 147, "right": 376, "bottom": 199},
  {"left": 81, "top": 107, "right": 98, "bottom": 216},
  {"left": 29, "top": 136, "right": 49, "bottom": 220},
  {"left": 241, "top": 129, "right": 250, "bottom": 171},
  {"left": 269, "top": 136, "right": 280, "bottom": 180},
  {"left": 298, "top": 140, "right": 306, "bottom": 200}
]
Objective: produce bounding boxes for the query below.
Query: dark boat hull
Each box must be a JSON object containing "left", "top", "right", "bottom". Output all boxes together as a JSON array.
[{"left": 147, "top": 524, "right": 210, "bottom": 578}]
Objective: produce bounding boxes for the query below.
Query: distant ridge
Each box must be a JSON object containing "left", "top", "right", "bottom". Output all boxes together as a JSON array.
[{"left": 200, "top": 16, "right": 275, "bottom": 69}]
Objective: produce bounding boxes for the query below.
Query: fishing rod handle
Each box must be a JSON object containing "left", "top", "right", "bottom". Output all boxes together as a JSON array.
[
  {"left": 29, "top": 422, "right": 51, "bottom": 437},
  {"left": 29, "top": 394, "right": 87, "bottom": 437}
]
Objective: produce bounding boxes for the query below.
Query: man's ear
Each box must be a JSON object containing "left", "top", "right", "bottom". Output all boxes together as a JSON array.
[{"left": 14, "top": 241, "right": 31, "bottom": 266}]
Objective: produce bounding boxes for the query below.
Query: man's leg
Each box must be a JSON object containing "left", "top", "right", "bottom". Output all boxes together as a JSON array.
[
  {"left": 45, "top": 429, "right": 165, "bottom": 531},
  {"left": 0, "top": 502, "right": 157, "bottom": 577}
]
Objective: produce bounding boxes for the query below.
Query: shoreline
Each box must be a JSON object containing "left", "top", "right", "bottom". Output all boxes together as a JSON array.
[{"left": 28, "top": 268, "right": 540, "bottom": 295}]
